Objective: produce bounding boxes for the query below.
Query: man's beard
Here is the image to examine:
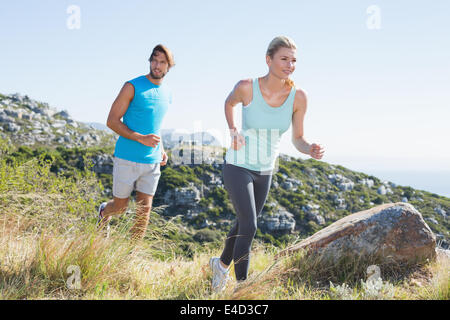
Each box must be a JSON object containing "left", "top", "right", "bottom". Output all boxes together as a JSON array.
[{"left": 150, "top": 68, "right": 167, "bottom": 79}]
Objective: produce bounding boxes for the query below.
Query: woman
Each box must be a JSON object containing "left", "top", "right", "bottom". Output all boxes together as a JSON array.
[{"left": 210, "top": 36, "right": 325, "bottom": 292}]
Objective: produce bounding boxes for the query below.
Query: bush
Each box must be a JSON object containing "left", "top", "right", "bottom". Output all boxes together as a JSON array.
[{"left": 193, "top": 228, "right": 220, "bottom": 243}]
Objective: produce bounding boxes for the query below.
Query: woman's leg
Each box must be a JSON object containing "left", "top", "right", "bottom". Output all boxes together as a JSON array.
[
  {"left": 220, "top": 164, "right": 272, "bottom": 281},
  {"left": 220, "top": 164, "right": 254, "bottom": 269},
  {"left": 233, "top": 171, "right": 272, "bottom": 280}
]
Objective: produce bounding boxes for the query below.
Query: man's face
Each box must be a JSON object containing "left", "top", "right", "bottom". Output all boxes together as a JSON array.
[{"left": 150, "top": 51, "right": 169, "bottom": 79}]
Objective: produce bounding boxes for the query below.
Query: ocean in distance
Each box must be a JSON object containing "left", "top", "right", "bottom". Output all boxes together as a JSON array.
[{"left": 363, "top": 170, "right": 450, "bottom": 198}]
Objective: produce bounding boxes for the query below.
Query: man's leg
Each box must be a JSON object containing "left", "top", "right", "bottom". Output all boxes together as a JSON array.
[
  {"left": 98, "top": 196, "right": 129, "bottom": 230},
  {"left": 131, "top": 162, "right": 160, "bottom": 241},
  {"left": 130, "top": 191, "right": 153, "bottom": 241}
]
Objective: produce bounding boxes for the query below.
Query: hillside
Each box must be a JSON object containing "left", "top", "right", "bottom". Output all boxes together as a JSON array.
[
  {"left": 0, "top": 92, "right": 449, "bottom": 300},
  {"left": 0, "top": 133, "right": 448, "bottom": 300},
  {"left": 1, "top": 92, "right": 448, "bottom": 249}
]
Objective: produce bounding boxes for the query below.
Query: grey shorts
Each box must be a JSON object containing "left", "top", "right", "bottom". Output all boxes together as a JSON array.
[{"left": 112, "top": 157, "right": 161, "bottom": 198}]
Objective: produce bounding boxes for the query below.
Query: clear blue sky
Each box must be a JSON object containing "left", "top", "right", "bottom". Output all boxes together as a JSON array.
[{"left": 1, "top": 1, "right": 449, "bottom": 194}]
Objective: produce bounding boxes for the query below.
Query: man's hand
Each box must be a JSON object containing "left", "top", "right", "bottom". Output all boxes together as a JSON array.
[
  {"left": 138, "top": 134, "right": 161, "bottom": 148},
  {"left": 160, "top": 151, "right": 168, "bottom": 166}
]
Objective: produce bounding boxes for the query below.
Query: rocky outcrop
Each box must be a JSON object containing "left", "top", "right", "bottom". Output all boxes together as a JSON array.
[
  {"left": 0, "top": 93, "right": 116, "bottom": 148},
  {"left": 90, "top": 154, "right": 113, "bottom": 174},
  {"left": 259, "top": 209, "right": 296, "bottom": 234},
  {"left": 328, "top": 173, "right": 355, "bottom": 191},
  {"left": 278, "top": 203, "right": 437, "bottom": 265},
  {"left": 163, "top": 183, "right": 202, "bottom": 207}
]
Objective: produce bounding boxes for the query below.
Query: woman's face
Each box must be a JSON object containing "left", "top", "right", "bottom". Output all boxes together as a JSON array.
[{"left": 266, "top": 47, "right": 297, "bottom": 79}]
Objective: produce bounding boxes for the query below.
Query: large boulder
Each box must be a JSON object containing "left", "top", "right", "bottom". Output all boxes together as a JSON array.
[{"left": 278, "top": 202, "right": 436, "bottom": 264}]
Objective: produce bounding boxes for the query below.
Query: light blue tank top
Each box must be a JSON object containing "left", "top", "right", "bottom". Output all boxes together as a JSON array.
[
  {"left": 225, "top": 78, "right": 295, "bottom": 172},
  {"left": 114, "top": 75, "right": 171, "bottom": 163}
]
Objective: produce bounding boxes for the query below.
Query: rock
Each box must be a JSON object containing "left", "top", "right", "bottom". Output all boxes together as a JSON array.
[
  {"left": 359, "top": 178, "right": 374, "bottom": 188},
  {"left": 0, "top": 114, "right": 13, "bottom": 123},
  {"left": 281, "top": 181, "right": 293, "bottom": 190},
  {"left": 55, "top": 110, "right": 71, "bottom": 119},
  {"left": 377, "top": 185, "right": 387, "bottom": 195},
  {"left": 52, "top": 120, "right": 67, "bottom": 128},
  {"left": 307, "top": 211, "right": 326, "bottom": 225},
  {"left": 163, "top": 183, "right": 201, "bottom": 206},
  {"left": 271, "top": 180, "right": 279, "bottom": 188},
  {"left": 22, "top": 113, "right": 33, "bottom": 120},
  {"left": 434, "top": 207, "right": 447, "bottom": 218},
  {"left": 436, "top": 235, "right": 450, "bottom": 250},
  {"left": 338, "top": 181, "right": 354, "bottom": 191},
  {"left": 67, "top": 119, "right": 78, "bottom": 128},
  {"left": 279, "top": 202, "right": 436, "bottom": 265},
  {"left": 302, "top": 203, "right": 320, "bottom": 214},
  {"left": 4, "top": 109, "right": 22, "bottom": 119},
  {"left": 91, "top": 154, "right": 113, "bottom": 174},
  {"left": 6, "top": 123, "right": 20, "bottom": 132},
  {"left": 335, "top": 198, "right": 347, "bottom": 210},
  {"left": 260, "top": 210, "right": 296, "bottom": 233},
  {"left": 329, "top": 173, "right": 354, "bottom": 191},
  {"left": 425, "top": 217, "right": 438, "bottom": 225}
]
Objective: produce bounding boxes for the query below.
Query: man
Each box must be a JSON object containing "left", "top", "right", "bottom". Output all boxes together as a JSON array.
[{"left": 97, "top": 44, "right": 175, "bottom": 241}]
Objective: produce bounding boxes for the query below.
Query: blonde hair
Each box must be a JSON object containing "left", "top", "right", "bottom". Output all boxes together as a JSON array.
[{"left": 266, "top": 36, "right": 297, "bottom": 88}]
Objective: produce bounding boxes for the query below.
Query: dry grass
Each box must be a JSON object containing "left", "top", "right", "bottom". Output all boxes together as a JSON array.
[
  {"left": 0, "top": 211, "right": 449, "bottom": 300},
  {"left": 0, "top": 153, "right": 448, "bottom": 300}
]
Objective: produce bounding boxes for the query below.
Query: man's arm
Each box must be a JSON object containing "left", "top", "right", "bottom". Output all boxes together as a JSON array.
[{"left": 106, "top": 82, "right": 160, "bottom": 148}]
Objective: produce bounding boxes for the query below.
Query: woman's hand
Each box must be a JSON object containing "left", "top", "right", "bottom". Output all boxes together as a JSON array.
[
  {"left": 160, "top": 151, "right": 168, "bottom": 166},
  {"left": 309, "top": 143, "right": 325, "bottom": 160},
  {"left": 230, "top": 128, "right": 246, "bottom": 150}
]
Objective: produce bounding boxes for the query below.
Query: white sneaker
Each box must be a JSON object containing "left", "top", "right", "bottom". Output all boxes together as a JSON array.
[
  {"left": 96, "top": 202, "right": 110, "bottom": 235},
  {"left": 209, "top": 257, "right": 230, "bottom": 293}
]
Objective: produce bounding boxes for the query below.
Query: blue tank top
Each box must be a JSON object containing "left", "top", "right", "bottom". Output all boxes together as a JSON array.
[
  {"left": 225, "top": 78, "right": 295, "bottom": 171},
  {"left": 114, "top": 75, "right": 171, "bottom": 163}
]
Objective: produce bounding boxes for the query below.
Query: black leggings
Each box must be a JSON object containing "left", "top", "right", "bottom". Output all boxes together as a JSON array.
[{"left": 220, "top": 162, "right": 272, "bottom": 281}]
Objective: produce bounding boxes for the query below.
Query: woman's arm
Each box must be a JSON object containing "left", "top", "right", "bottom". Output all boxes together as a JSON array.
[
  {"left": 224, "top": 80, "right": 251, "bottom": 150},
  {"left": 291, "top": 89, "right": 324, "bottom": 159}
]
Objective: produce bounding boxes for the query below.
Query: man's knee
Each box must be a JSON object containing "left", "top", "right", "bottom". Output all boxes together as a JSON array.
[{"left": 136, "top": 193, "right": 153, "bottom": 213}]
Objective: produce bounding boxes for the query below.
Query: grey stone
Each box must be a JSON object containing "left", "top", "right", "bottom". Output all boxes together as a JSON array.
[
  {"left": 359, "top": 178, "right": 375, "bottom": 188},
  {"left": 279, "top": 203, "right": 437, "bottom": 265},
  {"left": 261, "top": 210, "right": 295, "bottom": 233},
  {"left": 6, "top": 123, "right": 20, "bottom": 132},
  {"left": 163, "top": 183, "right": 201, "bottom": 206},
  {"left": 52, "top": 120, "right": 67, "bottom": 128},
  {"left": 377, "top": 185, "right": 387, "bottom": 195},
  {"left": 434, "top": 207, "right": 447, "bottom": 218}
]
